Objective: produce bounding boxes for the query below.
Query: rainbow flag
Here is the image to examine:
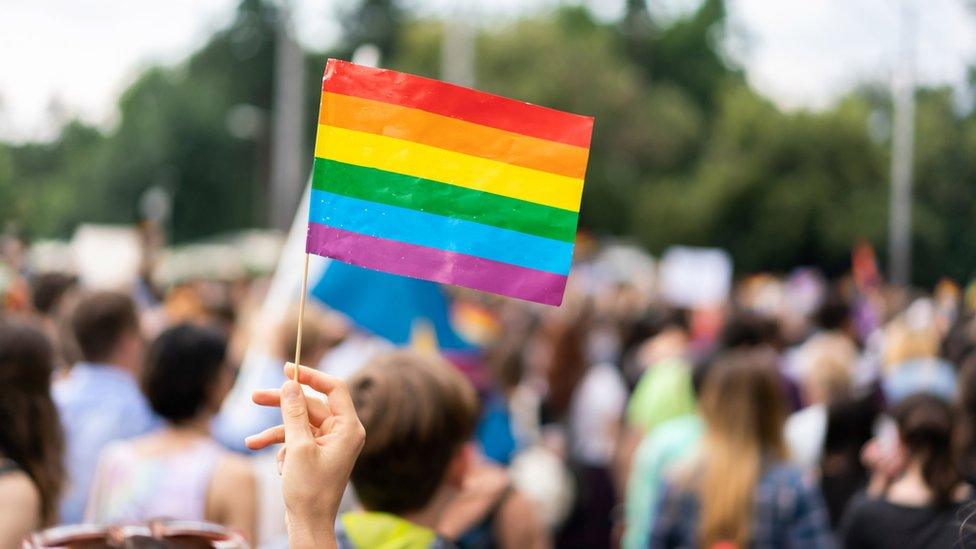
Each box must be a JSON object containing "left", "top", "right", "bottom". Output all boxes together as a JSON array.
[{"left": 306, "top": 59, "right": 594, "bottom": 306}]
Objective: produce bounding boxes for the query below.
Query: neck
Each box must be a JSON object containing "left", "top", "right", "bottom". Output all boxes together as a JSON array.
[
  {"left": 165, "top": 415, "right": 212, "bottom": 438},
  {"left": 888, "top": 459, "right": 933, "bottom": 506},
  {"left": 400, "top": 490, "right": 453, "bottom": 532},
  {"left": 100, "top": 353, "right": 137, "bottom": 374}
]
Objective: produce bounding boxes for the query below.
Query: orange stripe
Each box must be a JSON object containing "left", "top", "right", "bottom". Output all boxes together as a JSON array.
[{"left": 319, "top": 92, "right": 589, "bottom": 179}]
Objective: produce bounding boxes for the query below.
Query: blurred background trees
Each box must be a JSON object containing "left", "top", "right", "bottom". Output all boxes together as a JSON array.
[{"left": 2, "top": 0, "right": 976, "bottom": 285}]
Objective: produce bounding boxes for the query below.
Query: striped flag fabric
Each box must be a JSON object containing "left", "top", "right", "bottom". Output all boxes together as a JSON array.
[{"left": 306, "top": 59, "right": 594, "bottom": 306}]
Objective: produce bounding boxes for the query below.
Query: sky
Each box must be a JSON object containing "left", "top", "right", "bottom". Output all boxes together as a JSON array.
[{"left": 1, "top": 0, "right": 974, "bottom": 143}]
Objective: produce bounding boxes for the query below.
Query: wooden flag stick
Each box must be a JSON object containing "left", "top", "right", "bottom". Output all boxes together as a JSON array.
[{"left": 293, "top": 253, "right": 311, "bottom": 382}]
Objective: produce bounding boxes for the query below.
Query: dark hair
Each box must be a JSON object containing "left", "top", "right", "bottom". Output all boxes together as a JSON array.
[
  {"left": 718, "top": 310, "right": 780, "bottom": 351},
  {"left": 30, "top": 273, "right": 78, "bottom": 316},
  {"left": 349, "top": 351, "right": 478, "bottom": 513},
  {"left": 954, "top": 356, "right": 976, "bottom": 479},
  {"left": 814, "top": 290, "right": 851, "bottom": 332},
  {"left": 895, "top": 394, "right": 960, "bottom": 507},
  {"left": 141, "top": 323, "right": 227, "bottom": 424},
  {"left": 69, "top": 291, "right": 139, "bottom": 363},
  {"left": 820, "top": 388, "right": 882, "bottom": 525},
  {"left": 0, "top": 318, "right": 65, "bottom": 525}
]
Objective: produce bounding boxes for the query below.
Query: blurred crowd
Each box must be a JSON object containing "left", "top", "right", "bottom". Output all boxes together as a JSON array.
[{"left": 3, "top": 229, "right": 976, "bottom": 549}]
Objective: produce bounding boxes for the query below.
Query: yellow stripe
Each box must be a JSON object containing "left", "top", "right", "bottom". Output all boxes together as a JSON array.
[{"left": 314, "top": 125, "right": 583, "bottom": 212}]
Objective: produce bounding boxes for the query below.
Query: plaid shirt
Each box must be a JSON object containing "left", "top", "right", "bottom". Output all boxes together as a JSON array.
[{"left": 649, "top": 461, "right": 836, "bottom": 549}]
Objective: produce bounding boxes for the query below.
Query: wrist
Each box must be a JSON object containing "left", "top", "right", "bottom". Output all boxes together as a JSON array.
[{"left": 286, "top": 511, "right": 337, "bottom": 549}]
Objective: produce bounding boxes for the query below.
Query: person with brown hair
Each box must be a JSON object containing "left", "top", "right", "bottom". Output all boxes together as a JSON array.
[
  {"left": 0, "top": 317, "right": 65, "bottom": 547},
  {"left": 650, "top": 350, "right": 833, "bottom": 548},
  {"left": 841, "top": 394, "right": 973, "bottom": 548},
  {"left": 53, "top": 291, "right": 159, "bottom": 524},
  {"left": 248, "top": 351, "right": 546, "bottom": 548}
]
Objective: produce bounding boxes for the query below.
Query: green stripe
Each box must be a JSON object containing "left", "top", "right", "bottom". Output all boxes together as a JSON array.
[{"left": 312, "top": 158, "right": 578, "bottom": 243}]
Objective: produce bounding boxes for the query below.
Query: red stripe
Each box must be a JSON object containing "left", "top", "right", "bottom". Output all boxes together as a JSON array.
[{"left": 321, "top": 59, "right": 594, "bottom": 149}]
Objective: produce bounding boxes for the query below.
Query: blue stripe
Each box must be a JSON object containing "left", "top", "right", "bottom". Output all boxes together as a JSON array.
[{"left": 309, "top": 189, "right": 572, "bottom": 275}]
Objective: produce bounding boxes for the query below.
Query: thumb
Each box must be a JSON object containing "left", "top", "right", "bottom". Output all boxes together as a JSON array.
[{"left": 280, "top": 380, "right": 313, "bottom": 443}]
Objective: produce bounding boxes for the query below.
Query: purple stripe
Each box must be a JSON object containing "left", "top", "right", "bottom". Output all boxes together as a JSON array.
[{"left": 307, "top": 222, "right": 567, "bottom": 306}]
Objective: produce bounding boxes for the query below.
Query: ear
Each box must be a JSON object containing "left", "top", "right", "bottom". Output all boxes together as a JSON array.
[{"left": 444, "top": 442, "right": 476, "bottom": 489}]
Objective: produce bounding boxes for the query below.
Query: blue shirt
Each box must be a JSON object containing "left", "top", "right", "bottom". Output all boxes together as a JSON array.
[
  {"left": 53, "top": 363, "right": 160, "bottom": 524},
  {"left": 650, "top": 461, "right": 835, "bottom": 548},
  {"left": 624, "top": 414, "right": 702, "bottom": 549},
  {"left": 213, "top": 353, "right": 287, "bottom": 453}
]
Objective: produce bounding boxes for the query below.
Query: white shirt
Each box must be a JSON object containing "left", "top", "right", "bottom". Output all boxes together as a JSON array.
[{"left": 569, "top": 363, "right": 627, "bottom": 466}]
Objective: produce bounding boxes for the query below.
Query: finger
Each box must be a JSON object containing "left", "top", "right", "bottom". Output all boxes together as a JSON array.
[
  {"left": 280, "top": 380, "right": 313, "bottom": 444},
  {"left": 252, "top": 389, "right": 332, "bottom": 425},
  {"left": 283, "top": 363, "right": 357, "bottom": 418},
  {"left": 245, "top": 425, "right": 285, "bottom": 450},
  {"left": 276, "top": 446, "right": 286, "bottom": 475}
]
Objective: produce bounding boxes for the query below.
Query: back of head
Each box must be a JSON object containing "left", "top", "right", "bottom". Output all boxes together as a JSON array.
[
  {"left": 142, "top": 323, "right": 228, "bottom": 424},
  {"left": 894, "top": 393, "right": 959, "bottom": 507},
  {"left": 30, "top": 272, "right": 78, "bottom": 316},
  {"left": 700, "top": 349, "right": 787, "bottom": 455},
  {"left": 884, "top": 305, "right": 940, "bottom": 371},
  {"left": 349, "top": 350, "right": 478, "bottom": 514},
  {"left": 815, "top": 290, "right": 851, "bottom": 332},
  {"left": 801, "top": 333, "right": 857, "bottom": 405},
  {"left": 70, "top": 291, "right": 139, "bottom": 364},
  {"left": 0, "top": 317, "right": 64, "bottom": 525},
  {"left": 718, "top": 310, "right": 780, "bottom": 351},
  {"left": 697, "top": 349, "right": 788, "bottom": 547}
]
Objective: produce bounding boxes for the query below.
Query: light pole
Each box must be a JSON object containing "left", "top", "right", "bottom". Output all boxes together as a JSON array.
[
  {"left": 269, "top": 0, "right": 306, "bottom": 231},
  {"left": 888, "top": 0, "right": 916, "bottom": 287}
]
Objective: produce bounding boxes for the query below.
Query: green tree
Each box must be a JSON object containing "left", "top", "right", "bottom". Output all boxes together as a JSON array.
[
  {"left": 391, "top": 8, "right": 704, "bottom": 234},
  {"left": 634, "top": 84, "right": 888, "bottom": 276},
  {"left": 337, "top": 0, "right": 405, "bottom": 60},
  {"left": 620, "top": 0, "right": 738, "bottom": 111}
]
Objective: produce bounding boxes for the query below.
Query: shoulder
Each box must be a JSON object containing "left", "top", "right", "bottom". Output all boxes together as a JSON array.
[
  {"left": 494, "top": 488, "right": 547, "bottom": 546},
  {"left": 841, "top": 492, "right": 884, "bottom": 522},
  {"left": 764, "top": 461, "right": 812, "bottom": 486},
  {"left": 584, "top": 363, "right": 627, "bottom": 394},
  {"left": 0, "top": 470, "right": 41, "bottom": 519},
  {"left": 576, "top": 363, "right": 627, "bottom": 410},
  {"left": 838, "top": 492, "right": 883, "bottom": 543},
  {"left": 0, "top": 471, "right": 41, "bottom": 544},
  {"left": 0, "top": 469, "right": 39, "bottom": 506},
  {"left": 654, "top": 415, "right": 703, "bottom": 444},
  {"left": 94, "top": 439, "right": 133, "bottom": 468},
  {"left": 758, "top": 462, "right": 824, "bottom": 510},
  {"left": 208, "top": 453, "right": 256, "bottom": 513},
  {"left": 213, "top": 453, "right": 256, "bottom": 489}
]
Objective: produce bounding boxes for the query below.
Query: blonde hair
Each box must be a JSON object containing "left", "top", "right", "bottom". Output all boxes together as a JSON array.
[
  {"left": 801, "top": 333, "right": 856, "bottom": 405},
  {"left": 883, "top": 321, "right": 939, "bottom": 373},
  {"left": 697, "top": 350, "right": 788, "bottom": 547}
]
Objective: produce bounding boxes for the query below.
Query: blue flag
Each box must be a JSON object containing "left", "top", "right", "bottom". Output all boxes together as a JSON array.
[{"left": 311, "top": 261, "right": 475, "bottom": 351}]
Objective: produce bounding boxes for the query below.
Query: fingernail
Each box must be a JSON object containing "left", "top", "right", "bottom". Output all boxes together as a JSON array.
[
  {"left": 244, "top": 436, "right": 254, "bottom": 446},
  {"left": 277, "top": 460, "right": 283, "bottom": 476},
  {"left": 283, "top": 380, "right": 300, "bottom": 399}
]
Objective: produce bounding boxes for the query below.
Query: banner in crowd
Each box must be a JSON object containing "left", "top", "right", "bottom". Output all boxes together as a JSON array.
[{"left": 305, "top": 59, "right": 594, "bottom": 306}]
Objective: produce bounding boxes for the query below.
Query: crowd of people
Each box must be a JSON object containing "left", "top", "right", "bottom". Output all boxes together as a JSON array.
[{"left": 3, "top": 233, "right": 976, "bottom": 548}]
